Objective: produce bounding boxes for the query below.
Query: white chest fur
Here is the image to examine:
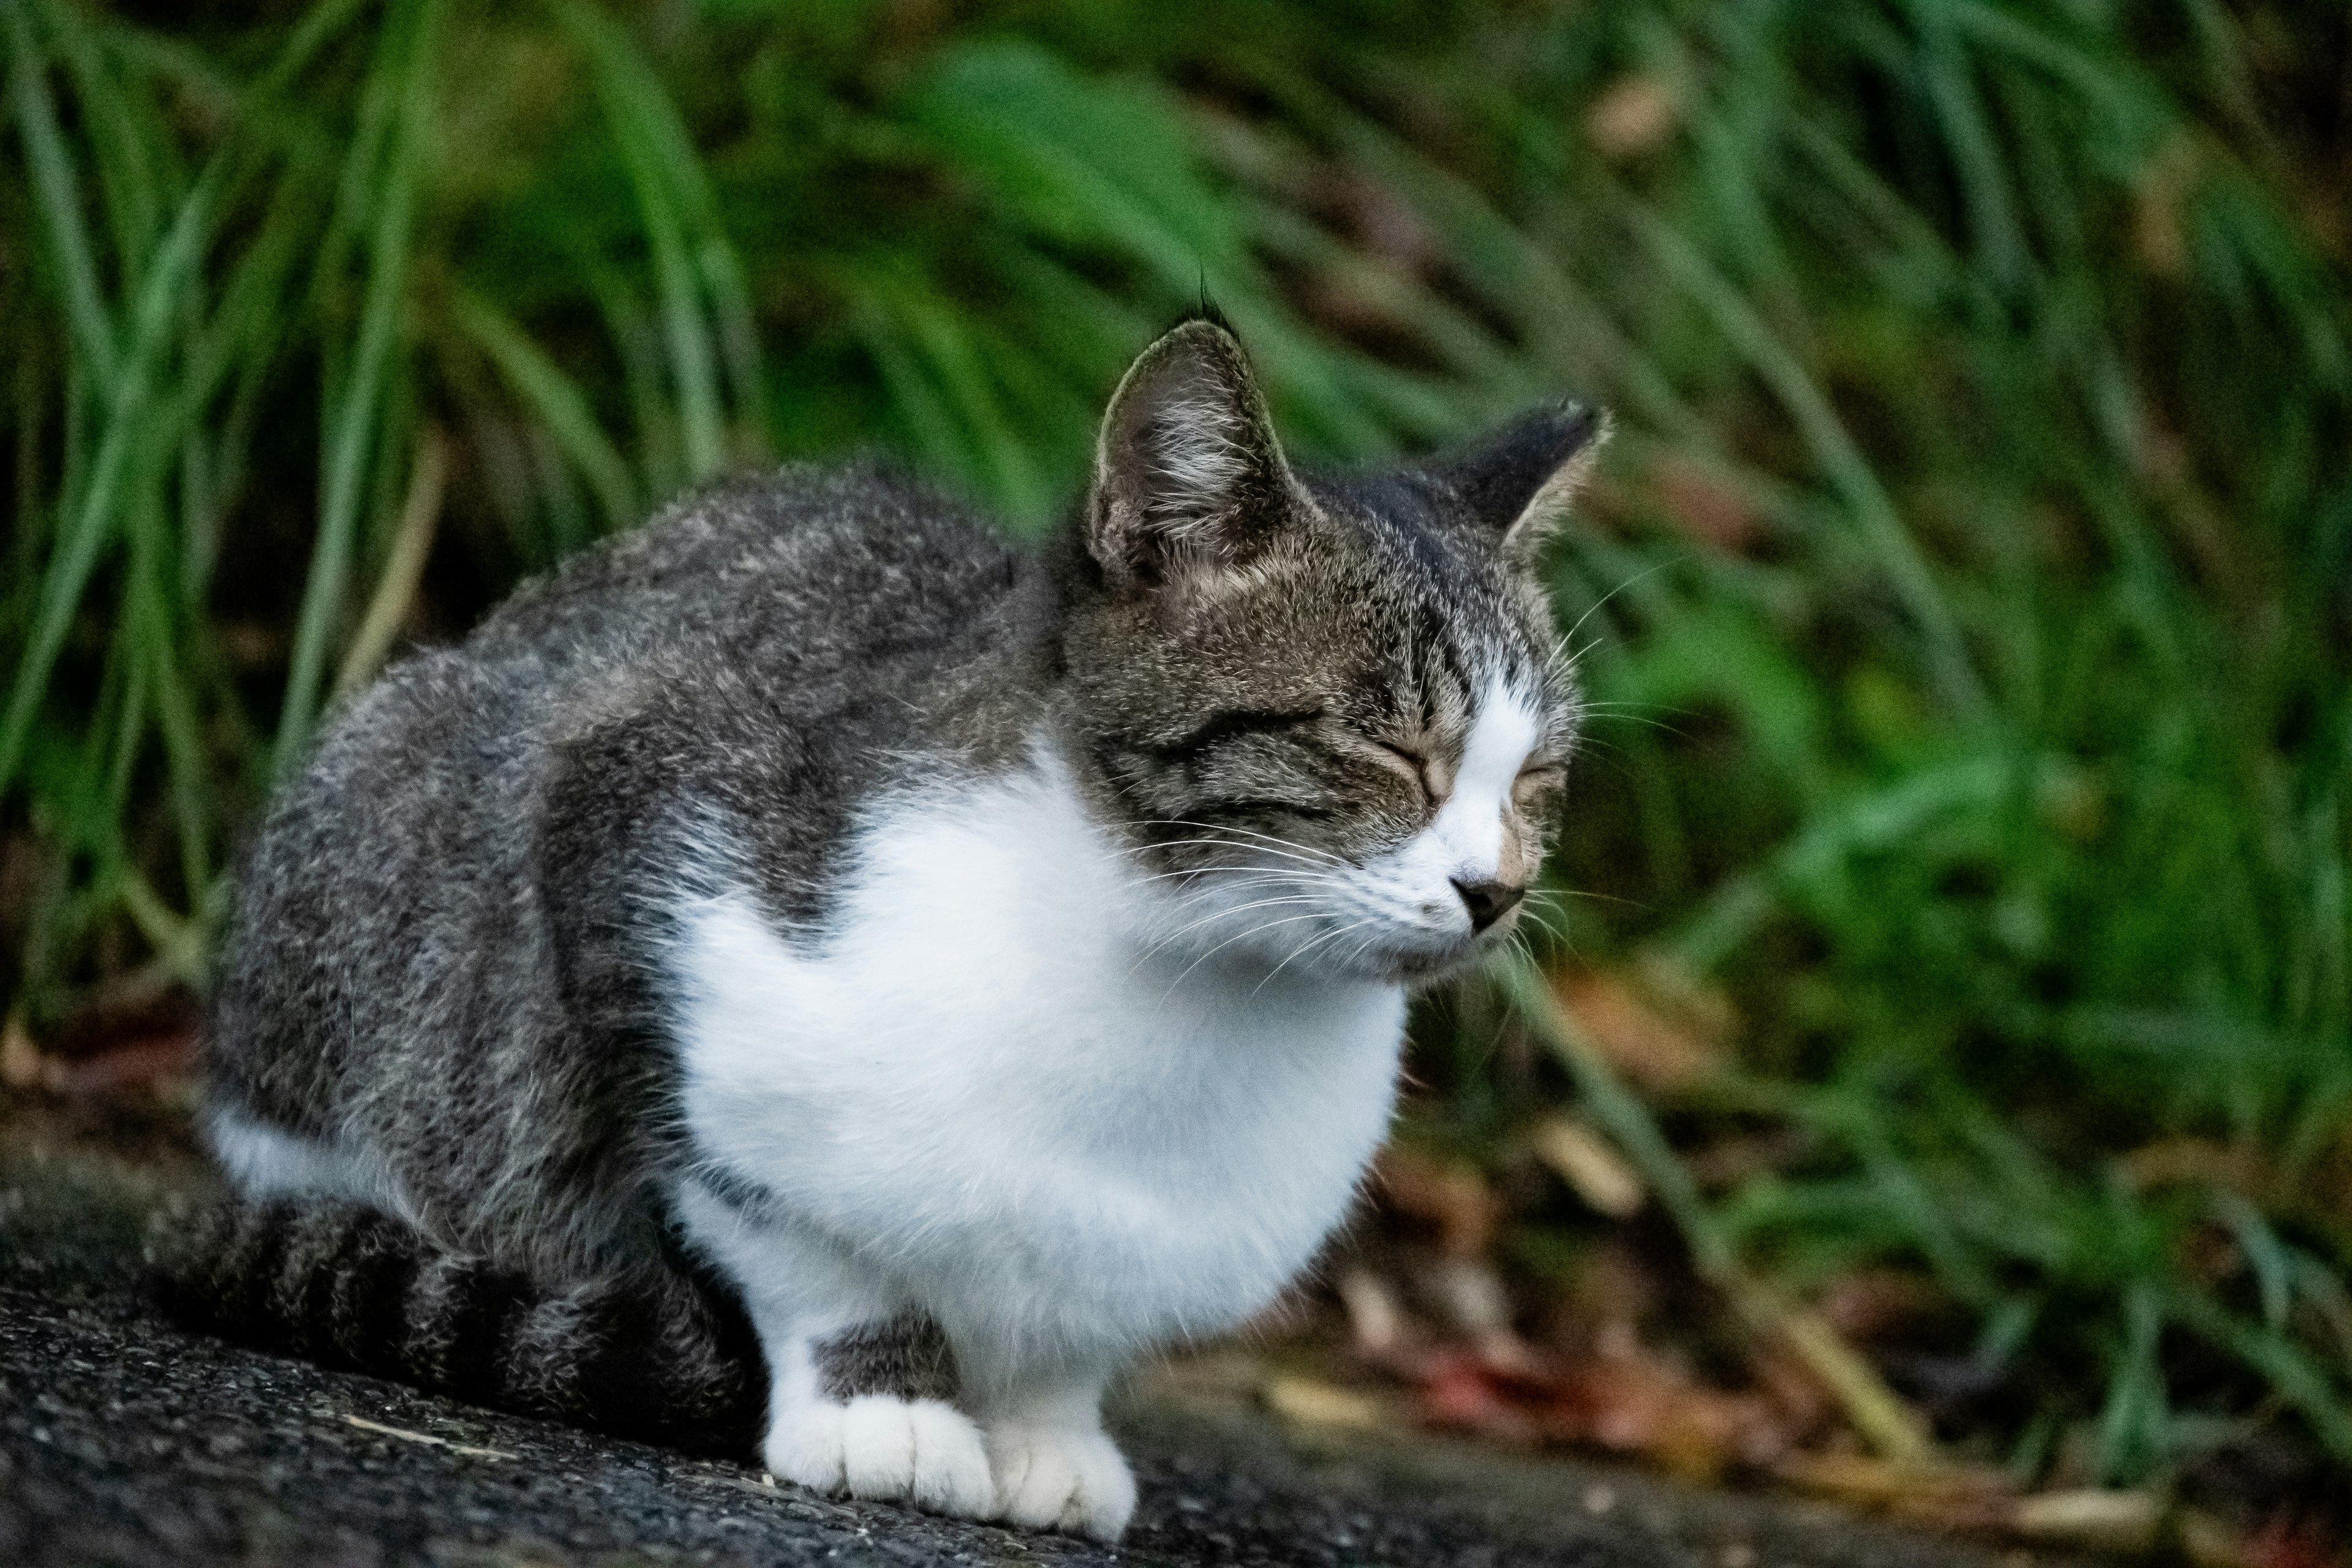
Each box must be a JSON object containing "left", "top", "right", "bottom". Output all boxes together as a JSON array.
[{"left": 665, "top": 755, "right": 1406, "bottom": 1372}]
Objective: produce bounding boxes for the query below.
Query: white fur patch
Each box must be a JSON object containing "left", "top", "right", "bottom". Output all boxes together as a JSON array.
[
  {"left": 207, "top": 1108, "right": 417, "bottom": 1220},
  {"left": 1427, "top": 674, "right": 1543, "bottom": 884},
  {"left": 664, "top": 748, "right": 1407, "bottom": 1395}
]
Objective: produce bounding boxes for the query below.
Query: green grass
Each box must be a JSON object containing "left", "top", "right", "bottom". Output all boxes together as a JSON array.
[{"left": 4, "top": 0, "right": 2347, "bottom": 1501}]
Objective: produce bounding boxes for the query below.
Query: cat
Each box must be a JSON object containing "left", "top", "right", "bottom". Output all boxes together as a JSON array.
[{"left": 160, "top": 315, "right": 1604, "bottom": 1542}]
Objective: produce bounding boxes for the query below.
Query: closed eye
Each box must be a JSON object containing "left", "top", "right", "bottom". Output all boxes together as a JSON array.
[
  {"left": 1366, "top": 738, "right": 1437, "bottom": 801},
  {"left": 1145, "top": 707, "right": 1325, "bottom": 760},
  {"left": 1513, "top": 761, "right": 1566, "bottom": 804}
]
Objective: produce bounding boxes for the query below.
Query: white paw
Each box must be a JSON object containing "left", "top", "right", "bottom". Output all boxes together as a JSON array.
[
  {"left": 984, "top": 1420, "right": 1137, "bottom": 1542},
  {"left": 763, "top": 1396, "right": 993, "bottom": 1520}
]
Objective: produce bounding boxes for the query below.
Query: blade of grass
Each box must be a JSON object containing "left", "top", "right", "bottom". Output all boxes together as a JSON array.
[
  {"left": 4, "top": 0, "right": 120, "bottom": 380},
  {"left": 553, "top": 0, "right": 727, "bottom": 480},
  {"left": 453, "top": 288, "right": 639, "bottom": 533},
  {"left": 0, "top": 154, "right": 225, "bottom": 799},
  {"left": 586, "top": 258, "right": 682, "bottom": 502},
  {"left": 1612, "top": 189, "right": 1986, "bottom": 719},
  {"left": 333, "top": 424, "right": 447, "bottom": 700},
  {"left": 126, "top": 478, "right": 209, "bottom": 905},
  {"left": 43, "top": 0, "right": 168, "bottom": 297},
  {"left": 2163, "top": 1284, "right": 2352, "bottom": 1470},
  {"left": 274, "top": 0, "right": 437, "bottom": 774}
]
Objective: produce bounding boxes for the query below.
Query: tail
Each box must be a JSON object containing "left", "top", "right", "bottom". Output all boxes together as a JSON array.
[{"left": 152, "top": 1199, "right": 764, "bottom": 1456}]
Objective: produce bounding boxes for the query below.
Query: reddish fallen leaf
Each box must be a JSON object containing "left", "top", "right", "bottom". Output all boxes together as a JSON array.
[
  {"left": 1553, "top": 1349, "right": 1792, "bottom": 1480},
  {"left": 2243, "top": 1520, "right": 2345, "bottom": 1568},
  {"left": 1417, "top": 1349, "right": 1538, "bottom": 1441},
  {"left": 1414, "top": 1333, "right": 1795, "bottom": 1482}
]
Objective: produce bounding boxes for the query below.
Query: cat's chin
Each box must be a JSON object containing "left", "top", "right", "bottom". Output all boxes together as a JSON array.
[
  {"left": 1379, "top": 948, "right": 1485, "bottom": 984},
  {"left": 1332, "top": 934, "right": 1500, "bottom": 986}
]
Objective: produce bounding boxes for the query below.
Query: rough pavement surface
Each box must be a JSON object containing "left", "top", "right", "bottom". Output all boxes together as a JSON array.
[{"left": 1, "top": 1105, "right": 2078, "bottom": 1568}]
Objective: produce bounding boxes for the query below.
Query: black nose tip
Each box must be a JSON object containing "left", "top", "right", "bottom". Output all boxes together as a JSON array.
[{"left": 1451, "top": 878, "right": 1526, "bottom": 933}]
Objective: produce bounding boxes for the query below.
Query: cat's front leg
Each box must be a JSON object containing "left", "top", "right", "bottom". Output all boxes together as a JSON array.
[
  {"left": 762, "top": 1312, "right": 994, "bottom": 1519},
  {"left": 974, "top": 1374, "right": 1137, "bottom": 1542},
  {"left": 676, "top": 1187, "right": 996, "bottom": 1520}
]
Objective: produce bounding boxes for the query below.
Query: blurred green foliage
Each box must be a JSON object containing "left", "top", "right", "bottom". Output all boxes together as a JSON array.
[{"left": 3, "top": 0, "right": 2347, "bottom": 1495}]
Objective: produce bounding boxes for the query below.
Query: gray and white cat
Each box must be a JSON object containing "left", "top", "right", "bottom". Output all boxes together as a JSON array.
[{"left": 166, "top": 317, "right": 1603, "bottom": 1541}]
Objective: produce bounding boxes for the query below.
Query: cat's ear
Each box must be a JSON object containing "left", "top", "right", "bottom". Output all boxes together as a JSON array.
[
  {"left": 1441, "top": 403, "right": 1610, "bottom": 562},
  {"left": 1086, "top": 316, "right": 1297, "bottom": 587}
]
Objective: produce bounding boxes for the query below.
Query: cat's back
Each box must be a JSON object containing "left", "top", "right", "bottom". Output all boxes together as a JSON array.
[{"left": 466, "top": 458, "right": 1026, "bottom": 695}]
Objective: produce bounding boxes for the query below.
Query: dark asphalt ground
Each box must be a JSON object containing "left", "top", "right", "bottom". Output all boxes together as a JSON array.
[{"left": 1, "top": 1102, "right": 2082, "bottom": 1568}]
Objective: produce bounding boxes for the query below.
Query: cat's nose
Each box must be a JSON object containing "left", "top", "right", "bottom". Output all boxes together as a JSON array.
[{"left": 1450, "top": 878, "right": 1525, "bottom": 933}]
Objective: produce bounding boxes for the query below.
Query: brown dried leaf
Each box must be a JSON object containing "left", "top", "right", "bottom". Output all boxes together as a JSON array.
[
  {"left": 1813, "top": 1270, "right": 1945, "bottom": 1343},
  {"left": 1684, "top": 1130, "right": 1809, "bottom": 1191},
  {"left": 1745, "top": 1340, "right": 1834, "bottom": 1436},
  {"left": 1551, "top": 968, "right": 1728, "bottom": 1094},
  {"left": 1263, "top": 1374, "right": 1391, "bottom": 1432},
  {"left": 2119, "top": 1136, "right": 2267, "bottom": 1197},
  {"left": 1554, "top": 1345, "right": 1793, "bottom": 1480},
  {"left": 0, "top": 1002, "right": 197, "bottom": 1098},
  {"left": 1, "top": 1009, "right": 40, "bottom": 1090},
  {"left": 1586, "top": 75, "right": 1682, "bottom": 159},
  {"left": 1776, "top": 1452, "right": 2012, "bottom": 1525},
  {"left": 2008, "top": 1490, "right": 2163, "bottom": 1554},
  {"left": 1531, "top": 1117, "right": 1646, "bottom": 1218},
  {"left": 1374, "top": 1146, "right": 1501, "bottom": 1256},
  {"left": 1336, "top": 1267, "right": 1409, "bottom": 1360}
]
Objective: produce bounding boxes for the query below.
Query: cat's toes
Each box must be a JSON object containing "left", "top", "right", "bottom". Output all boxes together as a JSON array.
[
  {"left": 763, "top": 1398, "right": 992, "bottom": 1520},
  {"left": 984, "top": 1421, "right": 1137, "bottom": 1542}
]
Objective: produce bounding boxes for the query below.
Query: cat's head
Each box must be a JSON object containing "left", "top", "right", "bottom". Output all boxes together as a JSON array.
[{"left": 1054, "top": 315, "right": 1604, "bottom": 986}]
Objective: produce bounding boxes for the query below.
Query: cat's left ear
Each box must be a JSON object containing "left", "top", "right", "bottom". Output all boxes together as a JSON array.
[
  {"left": 1086, "top": 316, "right": 1298, "bottom": 589},
  {"left": 1440, "top": 403, "right": 1611, "bottom": 561}
]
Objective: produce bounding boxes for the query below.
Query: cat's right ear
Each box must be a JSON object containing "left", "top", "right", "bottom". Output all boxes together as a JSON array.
[{"left": 1085, "top": 317, "right": 1297, "bottom": 589}]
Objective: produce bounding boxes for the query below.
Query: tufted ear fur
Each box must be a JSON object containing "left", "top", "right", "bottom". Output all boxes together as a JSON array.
[
  {"left": 1086, "top": 317, "right": 1298, "bottom": 589},
  {"left": 1440, "top": 403, "right": 1610, "bottom": 561}
]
